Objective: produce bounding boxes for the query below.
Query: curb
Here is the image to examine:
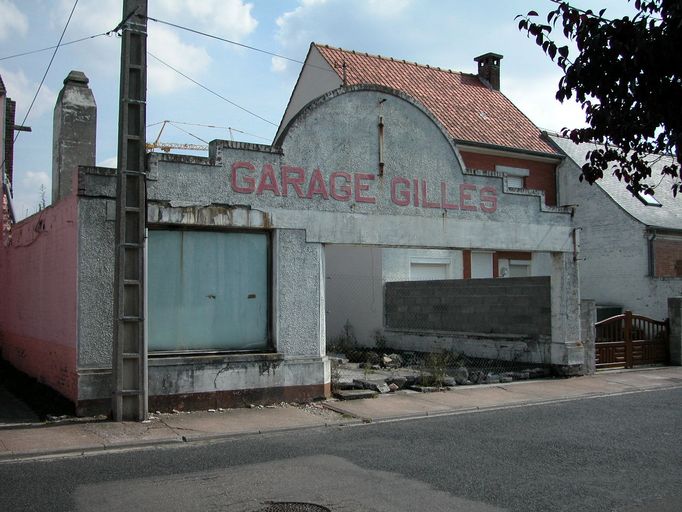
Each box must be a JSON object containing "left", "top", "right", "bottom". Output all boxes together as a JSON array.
[
  {"left": 0, "top": 418, "right": 362, "bottom": 463},
  {"left": 323, "top": 383, "right": 682, "bottom": 426},
  {"left": 2, "top": 375, "right": 681, "bottom": 463}
]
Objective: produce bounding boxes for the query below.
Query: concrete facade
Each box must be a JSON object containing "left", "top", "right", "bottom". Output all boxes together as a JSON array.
[{"left": 1, "top": 60, "right": 587, "bottom": 414}]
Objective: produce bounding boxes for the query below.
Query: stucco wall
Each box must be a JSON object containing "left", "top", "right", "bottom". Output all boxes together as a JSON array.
[
  {"left": 559, "top": 159, "right": 682, "bottom": 320},
  {"left": 69, "top": 85, "right": 580, "bottom": 405},
  {"left": 0, "top": 195, "right": 79, "bottom": 401}
]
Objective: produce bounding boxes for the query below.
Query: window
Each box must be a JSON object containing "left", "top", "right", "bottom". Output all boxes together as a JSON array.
[
  {"left": 636, "top": 192, "right": 661, "bottom": 207},
  {"left": 496, "top": 165, "right": 529, "bottom": 190},
  {"left": 147, "top": 230, "right": 269, "bottom": 352},
  {"left": 508, "top": 261, "right": 531, "bottom": 277}
]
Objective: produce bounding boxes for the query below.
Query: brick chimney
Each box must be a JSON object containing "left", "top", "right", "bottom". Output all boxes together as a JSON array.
[
  {"left": 474, "top": 52, "right": 503, "bottom": 91},
  {"left": 52, "top": 70, "right": 96, "bottom": 203}
]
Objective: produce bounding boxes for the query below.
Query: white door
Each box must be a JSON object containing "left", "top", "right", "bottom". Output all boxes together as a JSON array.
[{"left": 471, "top": 251, "right": 493, "bottom": 279}]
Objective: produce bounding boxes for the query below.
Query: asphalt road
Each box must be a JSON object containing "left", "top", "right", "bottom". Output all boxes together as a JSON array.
[{"left": 2, "top": 387, "right": 681, "bottom": 512}]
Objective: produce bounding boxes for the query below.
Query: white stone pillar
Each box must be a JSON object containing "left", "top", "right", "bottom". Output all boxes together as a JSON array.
[{"left": 550, "top": 251, "right": 584, "bottom": 374}]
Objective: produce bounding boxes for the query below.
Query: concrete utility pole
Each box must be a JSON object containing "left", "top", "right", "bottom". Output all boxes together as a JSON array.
[{"left": 112, "top": 0, "right": 148, "bottom": 421}]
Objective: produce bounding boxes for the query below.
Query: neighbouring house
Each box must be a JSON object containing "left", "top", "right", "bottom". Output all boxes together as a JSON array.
[
  {"left": 1, "top": 74, "right": 17, "bottom": 236},
  {"left": 550, "top": 133, "right": 682, "bottom": 322},
  {"left": 0, "top": 41, "right": 587, "bottom": 416}
]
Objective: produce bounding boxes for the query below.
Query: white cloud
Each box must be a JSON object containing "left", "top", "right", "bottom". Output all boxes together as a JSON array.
[
  {"left": 147, "top": 26, "right": 212, "bottom": 95},
  {"left": 504, "top": 73, "right": 587, "bottom": 132},
  {"left": 271, "top": 56, "right": 287, "bottom": 73},
  {"left": 12, "top": 170, "right": 51, "bottom": 220},
  {"left": 97, "top": 156, "right": 117, "bottom": 169},
  {"left": 365, "top": 0, "right": 411, "bottom": 17},
  {"left": 53, "top": 0, "right": 119, "bottom": 33},
  {"left": 0, "top": 66, "right": 56, "bottom": 120},
  {"left": 272, "top": 0, "right": 421, "bottom": 74},
  {"left": 154, "top": 0, "right": 258, "bottom": 40},
  {"left": 0, "top": 0, "right": 28, "bottom": 41}
]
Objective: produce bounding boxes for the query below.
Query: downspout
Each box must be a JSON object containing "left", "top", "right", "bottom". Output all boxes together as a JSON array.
[{"left": 647, "top": 228, "right": 656, "bottom": 277}]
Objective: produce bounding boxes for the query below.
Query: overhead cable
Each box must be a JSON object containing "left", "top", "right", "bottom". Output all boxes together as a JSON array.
[
  {"left": 14, "top": 0, "right": 80, "bottom": 145},
  {"left": 146, "top": 120, "right": 271, "bottom": 141},
  {"left": 147, "top": 52, "right": 277, "bottom": 126},
  {"left": 146, "top": 16, "right": 336, "bottom": 74},
  {"left": 0, "top": 32, "right": 112, "bottom": 62}
]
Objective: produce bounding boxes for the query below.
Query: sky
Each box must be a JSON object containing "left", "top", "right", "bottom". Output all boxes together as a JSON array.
[{"left": 0, "top": 0, "right": 635, "bottom": 219}]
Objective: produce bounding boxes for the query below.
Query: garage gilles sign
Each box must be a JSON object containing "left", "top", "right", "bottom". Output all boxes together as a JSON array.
[{"left": 230, "top": 162, "right": 498, "bottom": 213}]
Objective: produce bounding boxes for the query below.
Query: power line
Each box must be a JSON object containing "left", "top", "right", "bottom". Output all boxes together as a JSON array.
[
  {"left": 146, "top": 120, "right": 271, "bottom": 141},
  {"left": 147, "top": 52, "right": 277, "bottom": 126},
  {"left": 1, "top": 0, "right": 79, "bottom": 192},
  {"left": 0, "top": 32, "right": 112, "bottom": 62},
  {"left": 14, "top": 0, "right": 79, "bottom": 145},
  {"left": 146, "top": 16, "right": 336, "bottom": 74}
]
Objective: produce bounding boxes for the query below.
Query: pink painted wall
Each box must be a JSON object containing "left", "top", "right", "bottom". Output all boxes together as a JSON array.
[{"left": 0, "top": 194, "right": 79, "bottom": 401}]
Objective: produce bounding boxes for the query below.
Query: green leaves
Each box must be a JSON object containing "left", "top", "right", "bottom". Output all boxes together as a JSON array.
[{"left": 516, "top": 0, "right": 682, "bottom": 198}]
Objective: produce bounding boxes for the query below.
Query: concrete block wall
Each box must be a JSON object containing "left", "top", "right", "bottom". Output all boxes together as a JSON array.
[{"left": 384, "top": 276, "right": 551, "bottom": 336}]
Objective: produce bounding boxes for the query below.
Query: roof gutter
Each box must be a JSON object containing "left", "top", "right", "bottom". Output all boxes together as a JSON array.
[{"left": 454, "top": 138, "right": 562, "bottom": 163}]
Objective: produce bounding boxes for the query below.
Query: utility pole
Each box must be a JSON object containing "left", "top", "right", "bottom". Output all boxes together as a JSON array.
[{"left": 112, "top": 0, "right": 148, "bottom": 421}]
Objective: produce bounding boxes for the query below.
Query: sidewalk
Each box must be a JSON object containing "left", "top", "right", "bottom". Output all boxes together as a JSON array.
[{"left": 1, "top": 366, "right": 680, "bottom": 461}]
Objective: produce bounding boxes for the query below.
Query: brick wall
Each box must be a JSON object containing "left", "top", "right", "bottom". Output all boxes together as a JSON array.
[
  {"left": 460, "top": 151, "right": 557, "bottom": 206},
  {"left": 653, "top": 239, "right": 682, "bottom": 277},
  {"left": 384, "top": 276, "right": 551, "bottom": 336}
]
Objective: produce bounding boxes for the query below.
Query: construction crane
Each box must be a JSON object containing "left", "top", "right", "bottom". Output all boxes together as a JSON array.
[
  {"left": 145, "top": 120, "right": 271, "bottom": 153},
  {"left": 145, "top": 120, "right": 208, "bottom": 153},
  {"left": 145, "top": 141, "right": 208, "bottom": 152}
]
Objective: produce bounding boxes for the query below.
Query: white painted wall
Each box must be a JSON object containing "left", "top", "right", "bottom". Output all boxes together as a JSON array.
[
  {"left": 383, "top": 248, "right": 463, "bottom": 282},
  {"left": 559, "top": 160, "right": 682, "bottom": 320},
  {"left": 324, "top": 245, "right": 383, "bottom": 345},
  {"left": 275, "top": 46, "right": 342, "bottom": 142}
]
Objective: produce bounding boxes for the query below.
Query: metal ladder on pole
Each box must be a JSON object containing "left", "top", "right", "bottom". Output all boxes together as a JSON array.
[{"left": 112, "top": 0, "right": 148, "bottom": 421}]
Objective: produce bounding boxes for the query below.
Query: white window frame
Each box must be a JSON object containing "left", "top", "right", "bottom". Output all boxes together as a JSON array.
[
  {"left": 496, "top": 165, "right": 529, "bottom": 189},
  {"left": 409, "top": 257, "right": 452, "bottom": 280}
]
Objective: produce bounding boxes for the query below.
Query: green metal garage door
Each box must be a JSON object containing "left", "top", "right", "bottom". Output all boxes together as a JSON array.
[{"left": 147, "top": 230, "right": 269, "bottom": 352}]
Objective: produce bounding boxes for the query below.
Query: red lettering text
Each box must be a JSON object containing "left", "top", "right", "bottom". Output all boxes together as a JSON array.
[
  {"left": 459, "top": 183, "right": 477, "bottom": 211},
  {"left": 354, "top": 173, "right": 376, "bottom": 204},
  {"left": 440, "top": 182, "right": 458, "bottom": 210},
  {"left": 421, "top": 180, "right": 440, "bottom": 208},
  {"left": 330, "top": 172, "right": 352, "bottom": 201},
  {"left": 479, "top": 186, "right": 498, "bottom": 213},
  {"left": 391, "top": 177, "right": 411, "bottom": 206},
  {"left": 281, "top": 166, "right": 305, "bottom": 198},
  {"left": 306, "top": 168, "right": 329, "bottom": 199},
  {"left": 231, "top": 161, "right": 256, "bottom": 194},
  {"left": 256, "top": 163, "right": 280, "bottom": 196}
]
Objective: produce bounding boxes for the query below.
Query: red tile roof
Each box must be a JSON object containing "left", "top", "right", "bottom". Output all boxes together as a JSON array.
[{"left": 314, "top": 44, "right": 558, "bottom": 156}]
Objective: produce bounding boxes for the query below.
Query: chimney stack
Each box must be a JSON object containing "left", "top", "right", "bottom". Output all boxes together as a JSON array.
[
  {"left": 474, "top": 52, "right": 503, "bottom": 91},
  {"left": 52, "top": 70, "right": 96, "bottom": 203}
]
